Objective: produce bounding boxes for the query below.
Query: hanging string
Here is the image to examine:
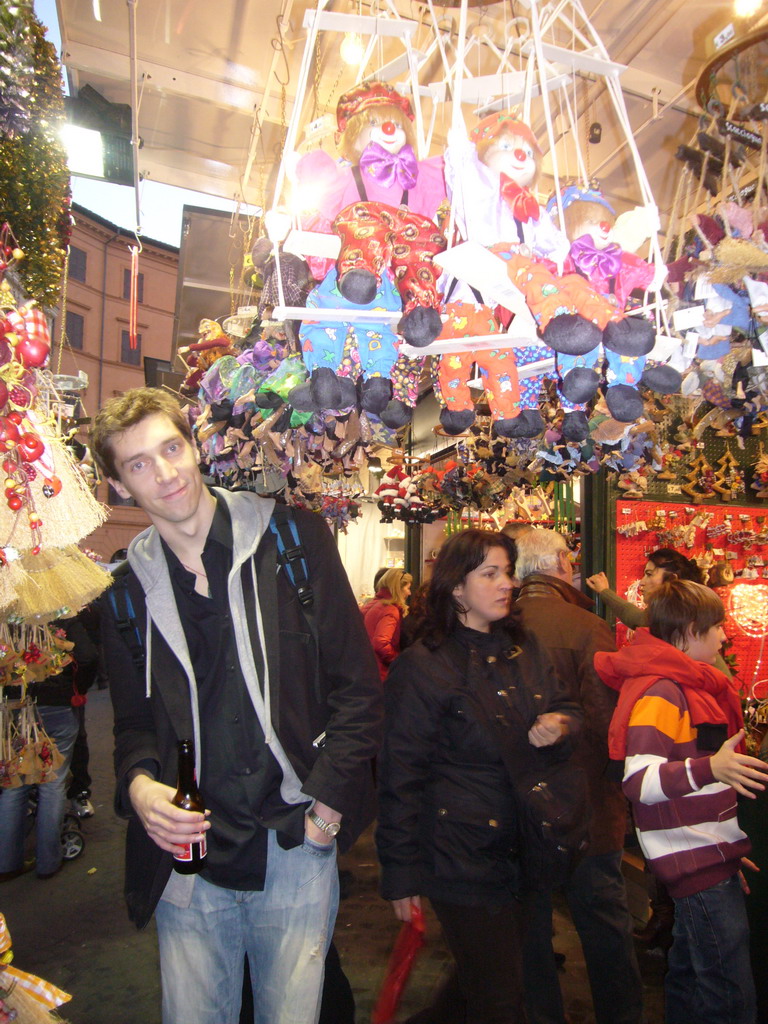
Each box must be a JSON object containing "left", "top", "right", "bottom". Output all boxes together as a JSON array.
[
  {"left": 56, "top": 247, "right": 70, "bottom": 375},
  {"left": 128, "top": 238, "right": 142, "bottom": 350}
]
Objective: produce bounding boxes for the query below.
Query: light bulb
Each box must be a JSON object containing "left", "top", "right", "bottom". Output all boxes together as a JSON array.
[
  {"left": 263, "top": 209, "right": 291, "bottom": 242},
  {"left": 734, "top": 0, "right": 762, "bottom": 16},
  {"left": 340, "top": 33, "right": 365, "bottom": 66}
]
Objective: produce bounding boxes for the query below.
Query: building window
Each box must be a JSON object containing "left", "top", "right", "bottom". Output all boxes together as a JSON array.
[
  {"left": 107, "top": 483, "right": 136, "bottom": 507},
  {"left": 123, "top": 268, "right": 144, "bottom": 303},
  {"left": 120, "top": 329, "right": 142, "bottom": 366},
  {"left": 65, "top": 310, "right": 84, "bottom": 350},
  {"left": 69, "top": 246, "right": 87, "bottom": 282}
]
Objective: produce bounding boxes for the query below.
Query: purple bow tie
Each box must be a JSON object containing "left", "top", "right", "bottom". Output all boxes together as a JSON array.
[
  {"left": 359, "top": 142, "right": 418, "bottom": 191},
  {"left": 570, "top": 235, "right": 622, "bottom": 279}
]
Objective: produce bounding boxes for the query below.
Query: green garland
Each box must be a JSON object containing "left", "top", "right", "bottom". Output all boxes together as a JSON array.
[{"left": 0, "top": 0, "right": 71, "bottom": 307}]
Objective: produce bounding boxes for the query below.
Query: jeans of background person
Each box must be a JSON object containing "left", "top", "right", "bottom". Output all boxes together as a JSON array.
[
  {"left": 666, "top": 873, "right": 756, "bottom": 1024},
  {"left": 66, "top": 703, "right": 92, "bottom": 800},
  {"left": 155, "top": 828, "right": 339, "bottom": 1024},
  {"left": 0, "top": 705, "right": 79, "bottom": 877},
  {"left": 429, "top": 898, "right": 526, "bottom": 1024},
  {"left": 523, "top": 852, "right": 642, "bottom": 1024}
]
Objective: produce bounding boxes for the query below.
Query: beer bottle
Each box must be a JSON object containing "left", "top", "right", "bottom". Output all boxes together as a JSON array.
[{"left": 172, "top": 739, "right": 207, "bottom": 874}]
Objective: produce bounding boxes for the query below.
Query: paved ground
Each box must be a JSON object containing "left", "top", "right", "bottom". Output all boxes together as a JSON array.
[{"left": 0, "top": 688, "right": 666, "bottom": 1023}]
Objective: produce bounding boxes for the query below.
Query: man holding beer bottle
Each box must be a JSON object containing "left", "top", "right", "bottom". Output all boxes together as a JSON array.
[{"left": 93, "top": 388, "right": 382, "bottom": 1024}]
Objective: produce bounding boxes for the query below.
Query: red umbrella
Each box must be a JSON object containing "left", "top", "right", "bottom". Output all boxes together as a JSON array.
[{"left": 371, "top": 903, "right": 426, "bottom": 1024}]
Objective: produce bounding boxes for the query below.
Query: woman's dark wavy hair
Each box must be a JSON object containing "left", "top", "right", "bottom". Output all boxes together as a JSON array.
[
  {"left": 421, "top": 529, "right": 521, "bottom": 649},
  {"left": 647, "top": 547, "right": 705, "bottom": 585}
]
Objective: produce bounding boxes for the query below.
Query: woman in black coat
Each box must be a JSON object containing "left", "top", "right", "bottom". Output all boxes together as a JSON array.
[{"left": 376, "top": 529, "right": 580, "bottom": 1024}]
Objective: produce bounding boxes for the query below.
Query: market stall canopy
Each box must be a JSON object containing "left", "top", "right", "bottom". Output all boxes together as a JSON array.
[{"left": 54, "top": 0, "right": 764, "bottom": 226}]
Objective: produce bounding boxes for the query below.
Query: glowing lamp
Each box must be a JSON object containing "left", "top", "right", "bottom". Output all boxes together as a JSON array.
[{"left": 340, "top": 33, "right": 365, "bottom": 66}]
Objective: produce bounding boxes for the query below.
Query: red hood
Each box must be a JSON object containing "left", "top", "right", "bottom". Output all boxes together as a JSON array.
[{"left": 595, "top": 629, "right": 744, "bottom": 759}]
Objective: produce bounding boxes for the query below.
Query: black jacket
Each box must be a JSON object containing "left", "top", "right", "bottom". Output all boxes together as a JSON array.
[
  {"left": 101, "top": 492, "right": 382, "bottom": 928},
  {"left": 376, "top": 623, "right": 581, "bottom": 907}
]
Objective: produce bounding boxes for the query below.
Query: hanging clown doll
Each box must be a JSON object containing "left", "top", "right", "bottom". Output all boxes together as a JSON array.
[
  {"left": 291, "top": 83, "right": 447, "bottom": 426},
  {"left": 542, "top": 185, "right": 678, "bottom": 437},
  {"left": 443, "top": 113, "right": 570, "bottom": 438}
]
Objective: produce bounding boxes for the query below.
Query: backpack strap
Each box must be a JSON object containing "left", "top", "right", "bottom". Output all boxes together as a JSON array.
[
  {"left": 106, "top": 566, "right": 145, "bottom": 675},
  {"left": 268, "top": 505, "right": 322, "bottom": 700},
  {"left": 269, "top": 504, "right": 314, "bottom": 608}
]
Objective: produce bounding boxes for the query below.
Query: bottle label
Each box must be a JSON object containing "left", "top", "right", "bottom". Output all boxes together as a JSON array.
[{"left": 174, "top": 833, "right": 207, "bottom": 862}]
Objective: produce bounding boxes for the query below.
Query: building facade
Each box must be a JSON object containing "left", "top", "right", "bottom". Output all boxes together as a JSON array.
[{"left": 51, "top": 204, "right": 180, "bottom": 559}]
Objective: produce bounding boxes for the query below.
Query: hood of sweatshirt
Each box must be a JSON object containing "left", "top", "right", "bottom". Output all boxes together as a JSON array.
[{"left": 595, "top": 628, "right": 744, "bottom": 759}]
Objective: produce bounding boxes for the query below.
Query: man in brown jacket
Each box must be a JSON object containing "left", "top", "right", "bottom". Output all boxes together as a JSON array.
[{"left": 514, "top": 529, "right": 642, "bottom": 1024}]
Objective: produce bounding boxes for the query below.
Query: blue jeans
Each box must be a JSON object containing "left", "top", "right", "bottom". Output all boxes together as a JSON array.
[
  {"left": 0, "top": 705, "right": 79, "bottom": 876},
  {"left": 155, "top": 828, "right": 339, "bottom": 1024},
  {"left": 667, "top": 873, "right": 756, "bottom": 1024},
  {"left": 523, "top": 851, "right": 643, "bottom": 1024}
]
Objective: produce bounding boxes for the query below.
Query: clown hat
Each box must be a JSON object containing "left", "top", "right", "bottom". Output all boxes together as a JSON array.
[
  {"left": 546, "top": 185, "right": 615, "bottom": 216},
  {"left": 469, "top": 113, "right": 542, "bottom": 156},
  {"left": 336, "top": 84, "right": 414, "bottom": 133}
]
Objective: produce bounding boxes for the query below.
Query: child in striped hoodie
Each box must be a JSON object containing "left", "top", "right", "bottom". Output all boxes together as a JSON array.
[{"left": 595, "top": 579, "right": 767, "bottom": 1024}]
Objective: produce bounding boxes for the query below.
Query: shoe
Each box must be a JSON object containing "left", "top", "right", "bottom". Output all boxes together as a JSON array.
[{"left": 71, "top": 794, "right": 94, "bottom": 818}]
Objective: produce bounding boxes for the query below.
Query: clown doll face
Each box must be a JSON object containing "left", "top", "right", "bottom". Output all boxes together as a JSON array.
[
  {"left": 563, "top": 199, "right": 616, "bottom": 250},
  {"left": 342, "top": 104, "right": 414, "bottom": 163},
  {"left": 480, "top": 131, "right": 538, "bottom": 187}
]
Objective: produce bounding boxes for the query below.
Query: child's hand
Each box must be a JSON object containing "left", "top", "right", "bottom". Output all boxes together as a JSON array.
[
  {"left": 711, "top": 730, "right": 768, "bottom": 798},
  {"left": 738, "top": 857, "right": 759, "bottom": 895}
]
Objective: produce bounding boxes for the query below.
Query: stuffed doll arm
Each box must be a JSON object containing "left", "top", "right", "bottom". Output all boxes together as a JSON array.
[
  {"left": 445, "top": 129, "right": 508, "bottom": 246},
  {"left": 294, "top": 149, "right": 350, "bottom": 229}
]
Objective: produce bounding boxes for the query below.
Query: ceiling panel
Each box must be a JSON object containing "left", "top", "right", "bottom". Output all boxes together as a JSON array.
[{"left": 55, "top": 0, "right": 768, "bottom": 234}]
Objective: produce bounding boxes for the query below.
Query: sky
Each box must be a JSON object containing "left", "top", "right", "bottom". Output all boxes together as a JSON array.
[{"left": 33, "top": 0, "right": 254, "bottom": 248}]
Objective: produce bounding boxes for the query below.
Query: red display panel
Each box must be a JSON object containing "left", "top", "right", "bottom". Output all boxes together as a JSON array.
[{"left": 613, "top": 499, "right": 768, "bottom": 701}]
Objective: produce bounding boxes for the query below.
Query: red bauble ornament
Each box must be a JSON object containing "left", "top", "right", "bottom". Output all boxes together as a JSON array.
[
  {"left": 7, "top": 493, "right": 23, "bottom": 511},
  {"left": 15, "top": 335, "right": 50, "bottom": 368},
  {"left": 0, "top": 417, "right": 21, "bottom": 449},
  {"left": 18, "top": 432, "right": 45, "bottom": 462},
  {"left": 6, "top": 411, "right": 22, "bottom": 425}
]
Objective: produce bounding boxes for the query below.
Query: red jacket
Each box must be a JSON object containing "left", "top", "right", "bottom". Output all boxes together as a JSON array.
[{"left": 362, "top": 590, "right": 403, "bottom": 681}]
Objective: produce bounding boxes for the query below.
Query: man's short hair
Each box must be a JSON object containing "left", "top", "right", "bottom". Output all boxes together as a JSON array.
[
  {"left": 514, "top": 529, "right": 568, "bottom": 580},
  {"left": 647, "top": 580, "right": 724, "bottom": 650},
  {"left": 91, "top": 388, "right": 192, "bottom": 480},
  {"left": 501, "top": 522, "right": 534, "bottom": 541}
]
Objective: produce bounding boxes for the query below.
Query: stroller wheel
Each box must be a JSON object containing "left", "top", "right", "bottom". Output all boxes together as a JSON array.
[{"left": 61, "top": 828, "right": 84, "bottom": 860}]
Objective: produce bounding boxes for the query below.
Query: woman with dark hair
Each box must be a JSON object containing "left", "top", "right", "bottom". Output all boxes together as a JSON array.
[
  {"left": 586, "top": 547, "right": 704, "bottom": 629},
  {"left": 399, "top": 581, "right": 429, "bottom": 649},
  {"left": 376, "top": 529, "right": 580, "bottom": 1024}
]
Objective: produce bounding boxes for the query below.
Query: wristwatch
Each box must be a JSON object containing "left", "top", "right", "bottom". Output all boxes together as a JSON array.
[{"left": 308, "top": 810, "right": 341, "bottom": 838}]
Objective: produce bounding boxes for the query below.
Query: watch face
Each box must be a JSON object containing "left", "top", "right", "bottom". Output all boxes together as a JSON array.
[{"left": 325, "top": 821, "right": 341, "bottom": 837}]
